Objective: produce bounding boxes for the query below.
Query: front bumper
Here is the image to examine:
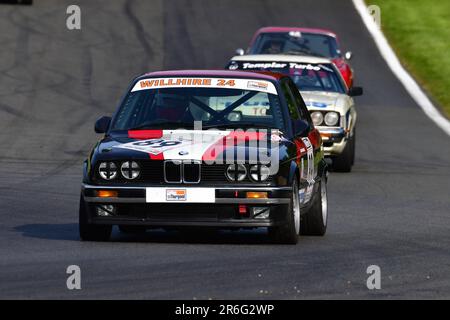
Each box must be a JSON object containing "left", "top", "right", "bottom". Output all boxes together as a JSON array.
[
  {"left": 82, "top": 184, "right": 292, "bottom": 227},
  {"left": 317, "top": 127, "right": 348, "bottom": 156}
]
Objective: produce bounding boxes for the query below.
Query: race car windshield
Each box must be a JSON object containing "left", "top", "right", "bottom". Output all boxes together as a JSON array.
[
  {"left": 110, "top": 86, "right": 285, "bottom": 131},
  {"left": 249, "top": 32, "right": 340, "bottom": 58},
  {"left": 227, "top": 62, "right": 346, "bottom": 93}
]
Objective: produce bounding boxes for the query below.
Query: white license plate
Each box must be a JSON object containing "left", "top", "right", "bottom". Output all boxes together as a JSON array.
[{"left": 146, "top": 187, "right": 215, "bottom": 203}]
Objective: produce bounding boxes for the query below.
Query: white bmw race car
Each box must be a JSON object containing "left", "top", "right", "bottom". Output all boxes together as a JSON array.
[{"left": 227, "top": 54, "right": 363, "bottom": 172}]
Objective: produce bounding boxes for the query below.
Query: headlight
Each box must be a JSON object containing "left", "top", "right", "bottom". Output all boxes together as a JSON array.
[
  {"left": 226, "top": 164, "right": 247, "bottom": 182},
  {"left": 249, "top": 165, "right": 271, "bottom": 182},
  {"left": 311, "top": 111, "right": 323, "bottom": 126},
  {"left": 324, "top": 112, "right": 340, "bottom": 126},
  {"left": 98, "top": 162, "right": 118, "bottom": 180},
  {"left": 120, "top": 161, "right": 140, "bottom": 180}
]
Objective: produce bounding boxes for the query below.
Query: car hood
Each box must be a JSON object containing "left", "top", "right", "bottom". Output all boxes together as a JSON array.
[
  {"left": 94, "top": 129, "right": 290, "bottom": 163},
  {"left": 300, "top": 91, "right": 347, "bottom": 112}
]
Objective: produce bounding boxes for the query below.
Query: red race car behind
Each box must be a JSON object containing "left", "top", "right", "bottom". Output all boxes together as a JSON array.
[{"left": 237, "top": 27, "right": 354, "bottom": 88}]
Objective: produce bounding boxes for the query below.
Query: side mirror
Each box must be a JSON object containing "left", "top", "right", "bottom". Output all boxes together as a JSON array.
[
  {"left": 344, "top": 51, "right": 353, "bottom": 60},
  {"left": 95, "top": 116, "right": 111, "bottom": 134},
  {"left": 348, "top": 86, "right": 363, "bottom": 97},
  {"left": 235, "top": 48, "right": 245, "bottom": 56},
  {"left": 292, "top": 119, "right": 310, "bottom": 137}
]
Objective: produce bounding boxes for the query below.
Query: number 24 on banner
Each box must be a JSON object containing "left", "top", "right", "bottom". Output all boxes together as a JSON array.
[{"left": 217, "top": 79, "right": 235, "bottom": 86}]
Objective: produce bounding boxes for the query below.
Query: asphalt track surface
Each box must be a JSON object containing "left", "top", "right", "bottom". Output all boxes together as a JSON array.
[{"left": 0, "top": 0, "right": 449, "bottom": 299}]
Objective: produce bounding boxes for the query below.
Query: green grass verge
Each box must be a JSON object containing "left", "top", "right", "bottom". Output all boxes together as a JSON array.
[{"left": 366, "top": 0, "right": 450, "bottom": 117}]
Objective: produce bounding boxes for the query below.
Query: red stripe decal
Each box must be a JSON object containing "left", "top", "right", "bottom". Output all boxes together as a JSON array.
[
  {"left": 128, "top": 130, "right": 163, "bottom": 140},
  {"left": 150, "top": 153, "right": 164, "bottom": 160},
  {"left": 308, "top": 128, "right": 322, "bottom": 149},
  {"left": 202, "top": 131, "right": 267, "bottom": 161},
  {"left": 228, "top": 131, "right": 266, "bottom": 142}
]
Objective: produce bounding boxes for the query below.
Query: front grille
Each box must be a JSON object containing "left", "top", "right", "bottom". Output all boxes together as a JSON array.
[
  {"left": 164, "top": 161, "right": 182, "bottom": 183},
  {"left": 183, "top": 162, "right": 201, "bottom": 183},
  {"left": 202, "top": 164, "right": 227, "bottom": 181},
  {"left": 94, "top": 161, "right": 272, "bottom": 184},
  {"left": 141, "top": 161, "right": 164, "bottom": 181}
]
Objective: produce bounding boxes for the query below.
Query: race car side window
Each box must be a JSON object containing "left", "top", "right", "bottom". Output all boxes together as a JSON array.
[
  {"left": 281, "top": 79, "right": 300, "bottom": 121},
  {"left": 287, "top": 80, "right": 313, "bottom": 125}
]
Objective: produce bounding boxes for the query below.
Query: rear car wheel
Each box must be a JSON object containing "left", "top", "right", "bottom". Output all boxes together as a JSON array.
[
  {"left": 268, "top": 179, "right": 300, "bottom": 244},
  {"left": 300, "top": 176, "right": 327, "bottom": 236},
  {"left": 332, "top": 132, "right": 354, "bottom": 172},
  {"left": 79, "top": 195, "right": 112, "bottom": 241}
]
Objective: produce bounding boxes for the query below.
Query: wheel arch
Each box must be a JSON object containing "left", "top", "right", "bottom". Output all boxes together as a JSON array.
[{"left": 287, "top": 160, "right": 301, "bottom": 186}]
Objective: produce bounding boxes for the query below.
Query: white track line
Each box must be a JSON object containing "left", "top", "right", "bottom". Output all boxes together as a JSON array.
[{"left": 352, "top": 0, "right": 450, "bottom": 136}]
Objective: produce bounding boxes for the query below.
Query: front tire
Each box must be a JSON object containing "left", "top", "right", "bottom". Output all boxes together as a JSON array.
[
  {"left": 268, "top": 179, "right": 300, "bottom": 244},
  {"left": 79, "top": 195, "right": 112, "bottom": 241},
  {"left": 350, "top": 128, "right": 356, "bottom": 165},
  {"left": 300, "top": 177, "right": 327, "bottom": 236},
  {"left": 332, "top": 131, "right": 355, "bottom": 172}
]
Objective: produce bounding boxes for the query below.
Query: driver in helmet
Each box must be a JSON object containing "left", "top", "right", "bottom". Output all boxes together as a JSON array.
[
  {"left": 153, "top": 94, "right": 194, "bottom": 122},
  {"left": 262, "top": 40, "right": 283, "bottom": 54}
]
